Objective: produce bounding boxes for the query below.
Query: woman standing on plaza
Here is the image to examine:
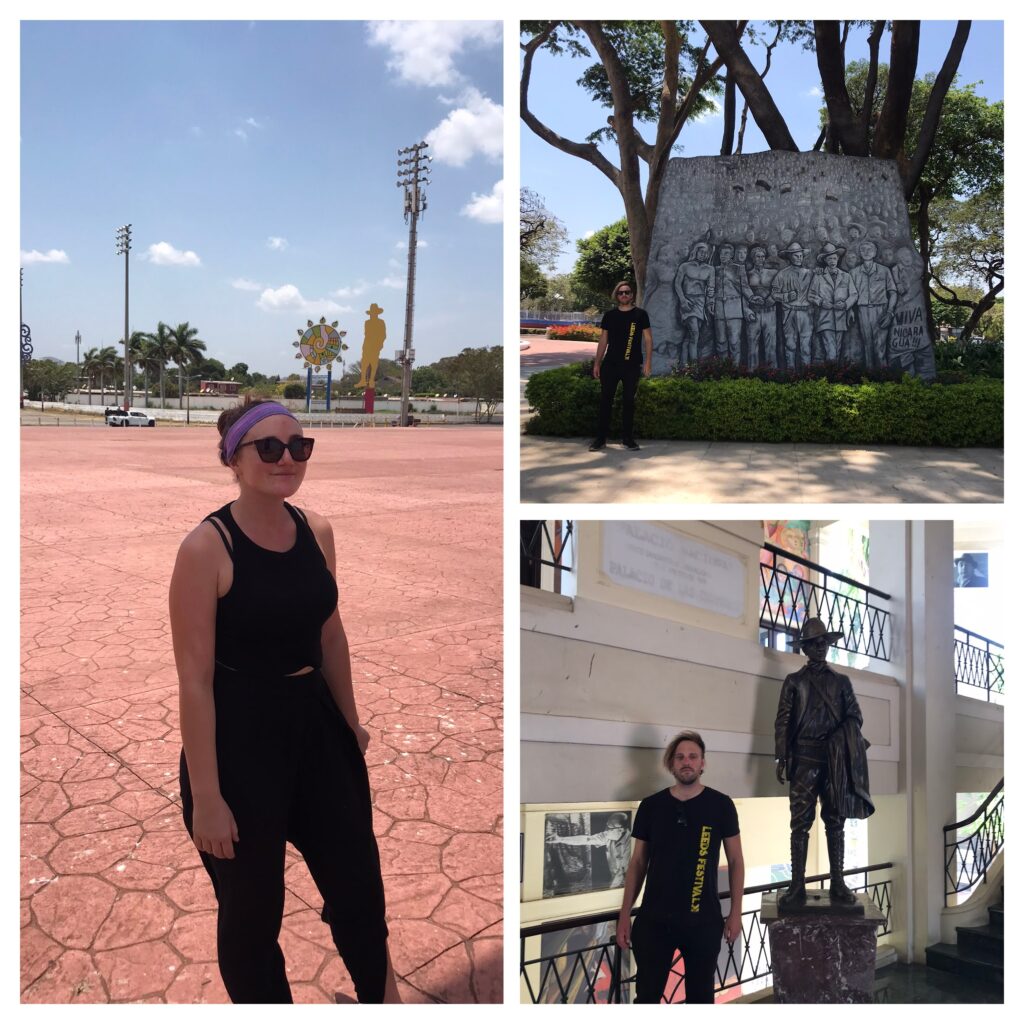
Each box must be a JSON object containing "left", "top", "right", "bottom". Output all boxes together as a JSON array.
[
  {"left": 589, "top": 281, "right": 653, "bottom": 452},
  {"left": 169, "top": 398, "right": 399, "bottom": 1003}
]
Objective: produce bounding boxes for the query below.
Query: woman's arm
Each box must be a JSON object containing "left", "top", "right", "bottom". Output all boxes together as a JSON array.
[
  {"left": 306, "top": 510, "right": 369, "bottom": 752},
  {"left": 170, "top": 524, "right": 238, "bottom": 859}
]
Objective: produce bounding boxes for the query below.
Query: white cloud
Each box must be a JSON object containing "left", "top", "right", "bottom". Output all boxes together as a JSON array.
[
  {"left": 256, "top": 284, "right": 350, "bottom": 315},
  {"left": 395, "top": 239, "right": 428, "bottom": 249},
  {"left": 366, "top": 21, "right": 500, "bottom": 88},
  {"left": 583, "top": 230, "right": 596, "bottom": 240},
  {"left": 426, "top": 87, "right": 502, "bottom": 166},
  {"left": 378, "top": 276, "right": 406, "bottom": 289},
  {"left": 21, "top": 248, "right": 69, "bottom": 264},
  {"left": 234, "top": 128, "right": 248, "bottom": 141},
  {"left": 333, "top": 281, "right": 370, "bottom": 298},
  {"left": 267, "top": 237, "right": 289, "bottom": 251},
  {"left": 144, "top": 242, "right": 201, "bottom": 267},
  {"left": 244, "top": 117, "right": 262, "bottom": 128},
  {"left": 461, "top": 179, "right": 503, "bottom": 224},
  {"left": 807, "top": 85, "right": 824, "bottom": 98},
  {"left": 231, "top": 277, "right": 263, "bottom": 291}
]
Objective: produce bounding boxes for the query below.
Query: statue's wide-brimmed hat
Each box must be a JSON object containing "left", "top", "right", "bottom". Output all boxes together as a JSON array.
[
  {"left": 366, "top": 303, "right": 384, "bottom": 316},
  {"left": 816, "top": 242, "right": 846, "bottom": 264},
  {"left": 779, "top": 240, "right": 809, "bottom": 259},
  {"left": 795, "top": 617, "right": 844, "bottom": 648}
]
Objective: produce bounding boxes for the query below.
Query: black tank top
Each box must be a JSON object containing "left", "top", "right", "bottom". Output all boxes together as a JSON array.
[{"left": 204, "top": 501, "right": 339, "bottom": 676}]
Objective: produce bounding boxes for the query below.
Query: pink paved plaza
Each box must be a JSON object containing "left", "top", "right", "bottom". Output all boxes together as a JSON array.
[{"left": 21, "top": 425, "right": 503, "bottom": 1003}]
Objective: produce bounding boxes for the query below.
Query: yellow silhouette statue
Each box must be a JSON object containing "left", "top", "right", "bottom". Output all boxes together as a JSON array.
[{"left": 356, "top": 303, "right": 387, "bottom": 389}]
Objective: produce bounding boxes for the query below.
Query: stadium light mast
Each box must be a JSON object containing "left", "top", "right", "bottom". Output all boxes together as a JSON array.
[
  {"left": 396, "top": 142, "right": 430, "bottom": 427},
  {"left": 115, "top": 223, "right": 132, "bottom": 411}
]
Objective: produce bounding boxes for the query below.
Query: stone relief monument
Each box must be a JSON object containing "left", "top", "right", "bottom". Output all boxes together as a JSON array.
[{"left": 644, "top": 151, "right": 935, "bottom": 378}]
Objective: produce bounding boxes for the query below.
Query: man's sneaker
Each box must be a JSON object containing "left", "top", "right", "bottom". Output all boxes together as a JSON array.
[
  {"left": 623, "top": 439, "right": 641, "bottom": 451},
  {"left": 588, "top": 438, "right": 606, "bottom": 451}
]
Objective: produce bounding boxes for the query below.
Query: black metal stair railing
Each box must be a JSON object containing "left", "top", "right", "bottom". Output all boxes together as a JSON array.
[
  {"left": 520, "top": 863, "right": 894, "bottom": 1004},
  {"left": 944, "top": 779, "right": 1004, "bottom": 905},
  {"left": 520, "top": 520, "right": 574, "bottom": 593},
  {"left": 759, "top": 543, "right": 891, "bottom": 661},
  {"left": 954, "top": 626, "right": 1005, "bottom": 702}
]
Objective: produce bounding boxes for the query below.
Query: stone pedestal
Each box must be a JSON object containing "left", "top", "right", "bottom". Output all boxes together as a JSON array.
[
  {"left": 363, "top": 387, "right": 375, "bottom": 413},
  {"left": 763, "top": 892, "right": 885, "bottom": 1002}
]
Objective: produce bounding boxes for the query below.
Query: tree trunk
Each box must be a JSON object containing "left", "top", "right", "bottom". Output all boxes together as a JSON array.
[
  {"left": 903, "top": 21, "right": 971, "bottom": 198},
  {"left": 957, "top": 284, "right": 1003, "bottom": 341},
  {"left": 814, "top": 21, "right": 866, "bottom": 155},
  {"left": 720, "top": 70, "right": 736, "bottom": 155},
  {"left": 872, "top": 21, "right": 920, "bottom": 162},
  {"left": 701, "top": 21, "right": 797, "bottom": 151}
]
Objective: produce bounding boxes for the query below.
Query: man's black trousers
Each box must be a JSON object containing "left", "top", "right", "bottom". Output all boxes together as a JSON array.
[
  {"left": 180, "top": 666, "right": 388, "bottom": 1003},
  {"left": 596, "top": 360, "right": 642, "bottom": 442},
  {"left": 631, "top": 913, "right": 723, "bottom": 1004}
]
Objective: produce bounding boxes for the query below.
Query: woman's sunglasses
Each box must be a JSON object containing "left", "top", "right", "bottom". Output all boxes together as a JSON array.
[{"left": 237, "top": 435, "right": 314, "bottom": 463}]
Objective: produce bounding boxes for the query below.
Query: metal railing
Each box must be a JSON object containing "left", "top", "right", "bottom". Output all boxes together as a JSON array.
[
  {"left": 521, "top": 863, "right": 893, "bottom": 1004},
  {"left": 759, "top": 543, "right": 892, "bottom": 661},
  {"left": 944, "top": 779, "right": 1004, "bottom": 905},
  {"left": 520, "top": 310, "right": 595, "bottom": 324},
  {"left": 954, "top": 626, "right": 1004, "bottom": 703},
  {"left": 521, "top": 520, "right": 574, "bottom": 593}
]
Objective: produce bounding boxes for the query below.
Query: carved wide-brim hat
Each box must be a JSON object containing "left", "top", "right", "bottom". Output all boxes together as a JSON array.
[
  {"left": 846, "top": 221, "right": 866, "bottom": 237},
  {"left": 795, "top": 617, "right": 844, "bottom": 648},
  {"left": 366, "top": 303, "right": 384, "bottom": 316},
  {"left": 779, "top": 241, "right": 809, "bottom": 258},
  {"left": 816, "top": 242, "right": 846, "bottom": 263}
]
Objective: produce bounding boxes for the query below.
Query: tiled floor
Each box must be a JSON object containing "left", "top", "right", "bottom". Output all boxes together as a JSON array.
[{"left": 21, "top": 425, "right": 502, "bottom": 1003}]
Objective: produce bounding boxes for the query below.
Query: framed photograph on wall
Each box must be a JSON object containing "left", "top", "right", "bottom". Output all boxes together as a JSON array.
[{"left": 542, "top": 810, "right": 633, "bottom": 898}]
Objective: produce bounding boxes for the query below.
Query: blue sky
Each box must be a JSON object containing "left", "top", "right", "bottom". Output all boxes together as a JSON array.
[
  {"left": 521, "top": 21, "right": 1004, "bottom": 276},
  {"left": 20, "top": 20, "right": 503, "bottom": 373}
]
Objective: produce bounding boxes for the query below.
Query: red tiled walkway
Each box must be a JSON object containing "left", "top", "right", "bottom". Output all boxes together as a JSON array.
[{"left": 21, "top": 425, "right": 502, "bottom": 1003}]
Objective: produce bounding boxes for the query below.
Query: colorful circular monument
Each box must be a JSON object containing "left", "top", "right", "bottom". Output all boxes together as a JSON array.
[{"left": 293, "top": 316, "right": 347, "bottom": 370}]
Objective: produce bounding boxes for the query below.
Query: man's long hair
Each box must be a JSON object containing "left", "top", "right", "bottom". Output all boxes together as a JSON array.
[{"left": 663, "top": 729, "right": 706, "bottom": 771}]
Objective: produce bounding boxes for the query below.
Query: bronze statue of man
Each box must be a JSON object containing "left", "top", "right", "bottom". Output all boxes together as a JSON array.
[{"left": 774, "top": 618, "right": 874, "bottom": 910}]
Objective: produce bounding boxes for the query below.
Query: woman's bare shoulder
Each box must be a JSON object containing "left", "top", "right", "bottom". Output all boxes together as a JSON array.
[{"left": 176, "top": 519, "right": 230, "bottom": 565}]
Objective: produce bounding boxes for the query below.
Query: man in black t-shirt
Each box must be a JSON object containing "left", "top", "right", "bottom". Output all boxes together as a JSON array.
[
  {"left": 616, "top": 730, "right": 744, "bottom": 1004},
  {"left": 589, "top": 281, "right": 653, "bottom": 452}
]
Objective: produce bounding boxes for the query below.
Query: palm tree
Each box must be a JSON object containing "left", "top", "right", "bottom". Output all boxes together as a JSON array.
[
  {"left": 135, "top": 336, "right": 163, "bottom": 409},
  {"left": 167, "top": 322, "right": 207, "bottom": 409},
  {"left": 80, "top": 347, "right": 102, "bottom": 405},
  {"left": 97, "top": 346, "right": 118, "bottom": 406},
  {"left": 147, "top": 322, "right": 173, "bottom": 409}
]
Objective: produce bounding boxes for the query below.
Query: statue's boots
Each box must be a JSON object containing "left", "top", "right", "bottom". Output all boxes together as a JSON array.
[
  {"left": 827, "top": 830, "right": 859, "bottom": 905},
  {"left": 778, "top": 833, "right": 808, "bottom": 910}
]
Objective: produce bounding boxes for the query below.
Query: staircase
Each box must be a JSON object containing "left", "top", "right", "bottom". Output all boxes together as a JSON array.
[{"left": 925, "top": 886, "right": 1003, "bottom": 989}]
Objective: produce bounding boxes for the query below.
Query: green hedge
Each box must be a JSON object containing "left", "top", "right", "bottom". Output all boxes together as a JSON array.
[{"left": 523, "top": 363, "right": 1003, "bottom": 447}]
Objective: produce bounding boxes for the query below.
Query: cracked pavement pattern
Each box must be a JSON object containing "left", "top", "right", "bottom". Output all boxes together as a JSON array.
[{"left": 21, "top": 425, "right": 502, "bottom": 1003}]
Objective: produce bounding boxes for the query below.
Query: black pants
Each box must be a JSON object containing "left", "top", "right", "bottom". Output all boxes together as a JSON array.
[
  {"left": 180, "top": 666, "right": 388, "bottom": 1003},
  {"left": 631, "top": 913, "right": 723, "bottom": 1004},
  {"left": 788, "top": 759, "right": 843, "bottom": 837},
  {"left": 596, "top": 360, "right": 642, "bottom": 442}
]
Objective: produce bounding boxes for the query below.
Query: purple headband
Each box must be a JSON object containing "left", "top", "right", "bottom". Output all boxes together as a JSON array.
[{"left": 222, "top": 402, "right": 298, "bottom": 463}]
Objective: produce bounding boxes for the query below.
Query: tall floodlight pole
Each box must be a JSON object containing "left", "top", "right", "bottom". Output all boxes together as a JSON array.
[
  {"left": 20, "top": 268, "right": 33, "bottom": 409},
  {"left": 115, "top": 224, "right": 132, "bottom": 412},
  {"left": 75, "top": 329, "right": 81, "bottom": 366},
  {"left": 396, "top": 142, "right": 430, "bottom": 427}
]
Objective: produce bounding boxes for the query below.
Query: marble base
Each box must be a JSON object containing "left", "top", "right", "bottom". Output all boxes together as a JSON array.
[{"left": 764, "top": 893, "right": 885, "bottom": 1003}]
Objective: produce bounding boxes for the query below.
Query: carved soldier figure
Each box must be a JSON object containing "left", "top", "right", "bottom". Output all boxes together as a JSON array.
[
  {"left": 770, "top": 242, "right": 815, "bottom": 369},
  {"left": 775, "top": 618, "right": 874, "bottom": 911},
  {"left": 712, "top": 242, "right": 754, "bottom": 364},
  {"left": 672, "top": 241, "right": 716, "bottom": 365},
  {"left": 850, "top": 241, "right": 897, "bottom": 370},
  {"left": 745, "top": 245, "right": 778, "bottom": 368},
  {"left": 809, "top": 243, "right": 858, "bottom": 362}
]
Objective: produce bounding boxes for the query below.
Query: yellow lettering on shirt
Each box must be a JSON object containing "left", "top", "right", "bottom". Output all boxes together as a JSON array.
[{"left": 690, "top": 825, "right": 713, "bottom": 912}]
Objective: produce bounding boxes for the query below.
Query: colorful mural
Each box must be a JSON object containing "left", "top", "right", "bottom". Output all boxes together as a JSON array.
[
  {"left": 293, "top": 316, "right": 347, "bottom": 370},
  {"left": 761, "top": 520, "right": 811, "bottom": 631}
]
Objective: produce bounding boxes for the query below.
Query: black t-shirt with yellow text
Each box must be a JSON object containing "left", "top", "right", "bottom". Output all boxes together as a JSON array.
[
  {"left": 632, "top": 787, "right": 740, "bottom": 922},
  {"left": 600, "top": 307, "right": 650, "bottom": 365}
]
